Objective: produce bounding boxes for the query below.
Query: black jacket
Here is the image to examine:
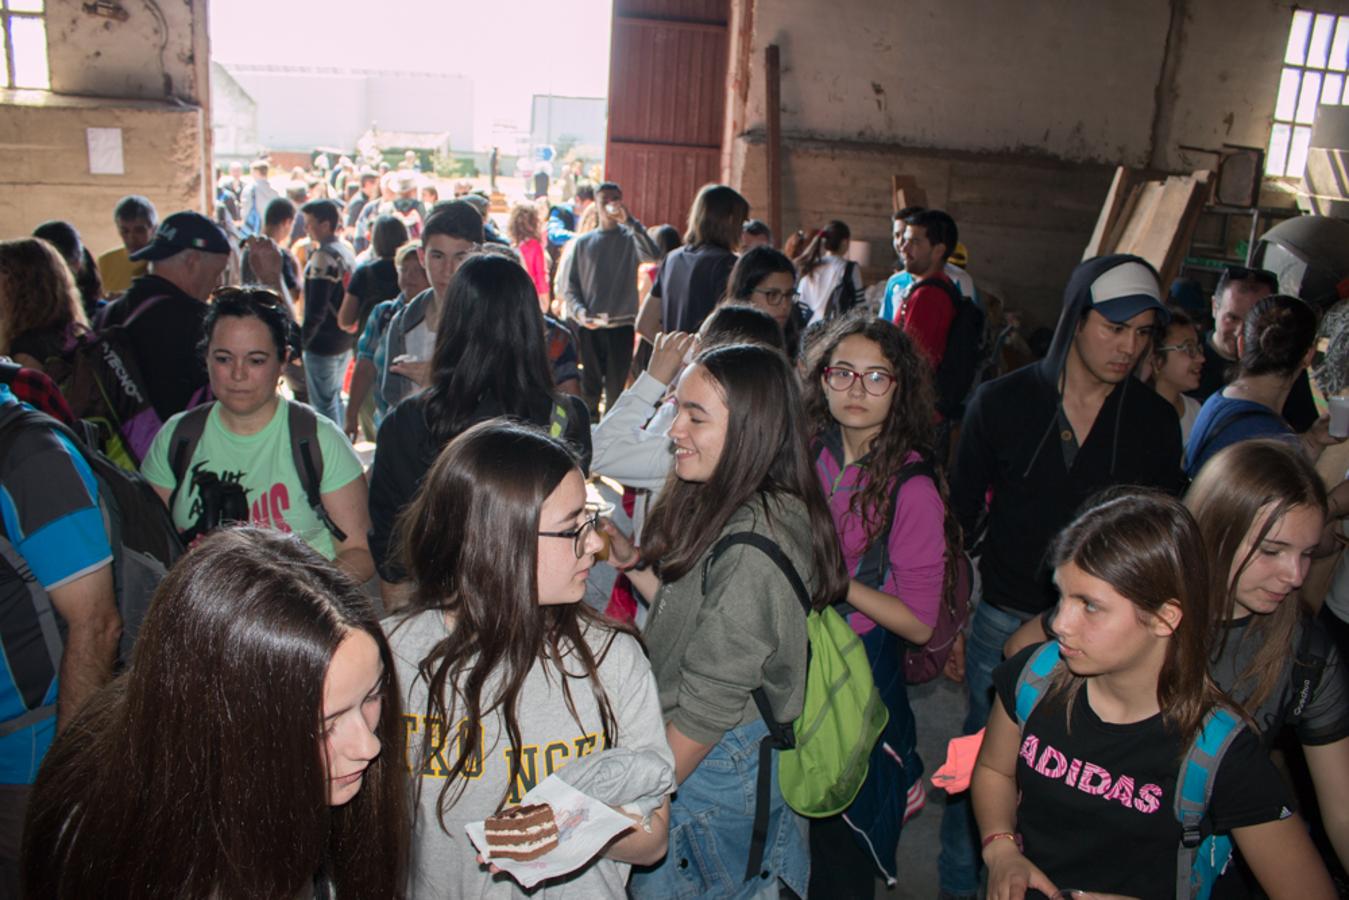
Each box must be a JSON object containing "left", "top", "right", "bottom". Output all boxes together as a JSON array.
[
  {"left": 950, "top": 255, "right": 1184, "bottom": 615},
  {"left": 100, "top": 275, "right": 209, "bottom": 421},
  {"left": 367, "top": 391, "right": 591, "bottom": 582}
]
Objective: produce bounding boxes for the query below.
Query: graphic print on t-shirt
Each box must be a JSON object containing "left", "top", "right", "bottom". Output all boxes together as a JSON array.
[
  {"left": 404, "top": 710, "right": 607, "bottom": 805},
  {"left": 184, "top": 457, "right": 295, "bottom": 534},
  {"left": 1018, "top": 732, "right": 1164, "bottom": 814}
]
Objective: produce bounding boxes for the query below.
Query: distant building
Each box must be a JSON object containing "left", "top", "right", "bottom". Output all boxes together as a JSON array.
[
  {"left": 211, "top": 62, "right": 262, "bottom": 163},
  {"left": 530, "top": 95, "right": 606, "bottom": 159},
  {"left": 215, "top": 63, "right": 474, "bottom": 154}
]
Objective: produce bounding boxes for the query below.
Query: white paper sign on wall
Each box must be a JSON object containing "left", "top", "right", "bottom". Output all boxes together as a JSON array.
[{"left": 87, "top": 127, "right": 125, "bottom": 176}]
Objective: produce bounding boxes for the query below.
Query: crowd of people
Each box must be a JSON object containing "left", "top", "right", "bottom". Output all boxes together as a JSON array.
[{"left": 0, "top": 155, "right": 1347, "bottom": 900}]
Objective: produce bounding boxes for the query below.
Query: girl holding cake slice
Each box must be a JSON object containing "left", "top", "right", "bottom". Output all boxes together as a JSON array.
[{"left": 386, "top": 419, "right": 673, "bottom": 897}]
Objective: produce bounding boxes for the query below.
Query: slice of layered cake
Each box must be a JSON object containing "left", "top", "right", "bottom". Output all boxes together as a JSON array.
[{"left": 484, "top": 803, "right": 560, "bottom": 861}]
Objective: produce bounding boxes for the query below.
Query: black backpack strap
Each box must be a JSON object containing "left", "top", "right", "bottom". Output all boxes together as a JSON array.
[
  {"left": 167, "top": 402, "right": 214, "bottom": 515},
  {"left": 1290, "top": 616, "right": 1332, "bottom": 720},
  {"left": 911, "top": 275, "right": 963, "bottom": 310},
  {"left": 700, "top": 530, "right": 809, "bottom": 881},
  {"left": 288, "top": 402, "right": 347, "bottom": 542},
  {"left": 848, "top": 460, "right": 937, "bottom": 599}
]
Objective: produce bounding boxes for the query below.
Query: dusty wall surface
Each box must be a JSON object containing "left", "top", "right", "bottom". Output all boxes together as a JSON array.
[
  {"left": 0, "top": 95, "right": 206, "bottom": 253},
  {"left": 0, "top": 0, "right": 210, "bottom": 252},
  {"left": 726, "top": 0, "right": 1342, "bottom": 325}
]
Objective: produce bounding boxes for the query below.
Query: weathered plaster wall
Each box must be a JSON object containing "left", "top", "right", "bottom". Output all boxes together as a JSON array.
[
  {"left": 726, "top": 0, "right": 1340, "bottom": 325},
  {"left": 0, "top": 0, "right": 210, "bottom": 253},
  {"left": 0, "top": 95, "right": 205, "bottom": 254},
  {"left": 45, "top": 0, "right": 208, "bottom": 104}
]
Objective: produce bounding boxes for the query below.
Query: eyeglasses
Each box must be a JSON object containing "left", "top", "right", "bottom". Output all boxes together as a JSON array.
[
  {"left": 822, "top": 366, "right": 897, "bottom": 395},
  {"left": 751, "top": 287, "right": 800, "bottom": 307},
  {"left": 1219, "top": 265, "right": 1278, "bottom": 291},
  {"left": 538, "top": 510, "right": 602, "bottom": 559},
  {"left": 1156, "top": 341, "right": 1203, "bottom": 358}
]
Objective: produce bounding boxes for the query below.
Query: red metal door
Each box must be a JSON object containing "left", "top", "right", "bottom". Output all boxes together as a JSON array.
[{"left": 604, "top": 0, "right": 729, "bottom": 231}]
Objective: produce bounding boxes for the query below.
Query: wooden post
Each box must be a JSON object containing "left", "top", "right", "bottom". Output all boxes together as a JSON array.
[{"left": 766, "top": 44, "right": 782, "bottom": 244}]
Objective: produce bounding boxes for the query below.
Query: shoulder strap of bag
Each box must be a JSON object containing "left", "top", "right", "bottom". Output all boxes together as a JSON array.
[
  {"left": 912, "top": 275, "right": 963, "bottom": 310},
  {"left": 700, "top": 530, "right": 809, "bottom": 882},
  {"left": 1289, "top": 615, "right": 1332, "bottom": 720},
  {"left": 1174, "top": 707, "right": 1242, "bottom": 900},
  {"left": 850, "top": 459, "right": 937, "bottom": 596},
  {"left": 288, "top": 401, "right": 346, "bottom": 542},
  {"left": 111, "top": 293, "right": 171, "bottom": 332},
  {"left": 1013, "top": 641, "right": 1063, "bottom": 724},
  {"left": 0, "top": 405, "right": 83, "bottom": 736},
  {"left": 168, "top": 402, "right": 214, "bottom": 514}
]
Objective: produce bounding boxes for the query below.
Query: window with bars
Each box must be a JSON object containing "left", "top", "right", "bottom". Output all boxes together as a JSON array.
[
  {"left": 1, "top": 0, "right": 48, "bottom": 90},
  {"left": 1268, "top": 9, "right": 1349, "bottom": 177}
]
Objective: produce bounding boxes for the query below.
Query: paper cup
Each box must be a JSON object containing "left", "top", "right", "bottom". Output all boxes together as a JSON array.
[{"left": 1330, "top": 396, "right": 1349, "bottom": 438}]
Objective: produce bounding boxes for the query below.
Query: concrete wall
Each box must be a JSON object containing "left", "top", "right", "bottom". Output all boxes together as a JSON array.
[
  {"left": 726, "top": 0, "right": 1349, "bottom": 325},
  {"left": 210, "top": 62, "right": 261, "bottom": 163},
  {"left": 0, "top": 0, "right": 211, "bottom": 253},
  {"left": 224, "top": 66, "right": 474, "bottom": 154}
]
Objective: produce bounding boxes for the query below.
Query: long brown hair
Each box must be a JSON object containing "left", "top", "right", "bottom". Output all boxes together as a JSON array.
[
  {"left": 1048, "top": 489, "right": 1225, "bottom": 745},
  {"left": 683, "top": 183, "right": 750, "bottom": 250},
  {"left": 0, "top": 237, "right": 88, "bottom": 356},
  {"left": 640, "top": 343, "right": 848, "bottom": 607},
  {"left": 22, "top": 528, "right": 408, "bottom": 900},
  {"left": 391, "top": 419, "right": 635, "bottom": 823},
  {"left": 793, "top": 220, "right": 850, "bottom": 279},
  {"left": 803, "top": 313, "right": 962, "bottom": 595},
  {"left": 1184, "top": 439, "right": 1327, "bottom": 721}
]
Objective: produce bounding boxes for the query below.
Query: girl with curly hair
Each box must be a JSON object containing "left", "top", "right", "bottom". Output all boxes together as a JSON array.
[
  {"left": 507, "top": 201, "right": 549, "bottom": 310},
  {"left": 802, "top": 312, "right": 962, "bottom": 894}
]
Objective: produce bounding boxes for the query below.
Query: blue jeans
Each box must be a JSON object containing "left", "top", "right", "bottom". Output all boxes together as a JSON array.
[
  {"left": 302, "top": 350, "right": 349, "bottom": 426},
  {"left": 630, "top": 719, "right": 809, "bottom": 899},
  {"left": 937, "top": 598, "right": 1033, "bottom": 896}
]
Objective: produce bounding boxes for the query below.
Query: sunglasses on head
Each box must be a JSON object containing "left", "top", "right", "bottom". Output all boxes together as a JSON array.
[{"left": 212, "top": 286, "right": 286, "bottom": 309}]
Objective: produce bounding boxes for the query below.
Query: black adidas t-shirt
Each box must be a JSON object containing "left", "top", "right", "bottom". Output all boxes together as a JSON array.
[{"left": 993, "top": 644, "right": 1294, "bottom": 899}]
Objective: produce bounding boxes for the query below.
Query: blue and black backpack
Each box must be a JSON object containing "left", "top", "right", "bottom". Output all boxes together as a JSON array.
[{"left": 1013, "top": 641, "right": 1243, "bottom": 900}]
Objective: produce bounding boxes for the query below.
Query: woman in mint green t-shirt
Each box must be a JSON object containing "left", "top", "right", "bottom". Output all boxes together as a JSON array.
[{"left": 141, "top": 287, "right": 374, "bottom": 583}]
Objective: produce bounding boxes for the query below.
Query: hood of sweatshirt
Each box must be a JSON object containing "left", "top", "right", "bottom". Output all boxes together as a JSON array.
[{"left": 1022, "top": 254, "right": 1169, "bottom": 478}]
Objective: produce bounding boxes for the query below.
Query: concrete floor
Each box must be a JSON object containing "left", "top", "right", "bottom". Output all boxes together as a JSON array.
[{"left": 583, "top": 479, "right": 966, "bottom": 900}]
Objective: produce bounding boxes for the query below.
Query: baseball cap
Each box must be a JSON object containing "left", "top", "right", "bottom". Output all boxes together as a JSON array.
[
  {"left": 130, "top": 211, "right": 230, "bottom": 261},
  {"left": 1089, "top": 260, "right": 1170, "bottom": 326}
]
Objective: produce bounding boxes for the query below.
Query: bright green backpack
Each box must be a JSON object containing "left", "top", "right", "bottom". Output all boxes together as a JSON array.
[{"left": 701, "top": 532, "right": 888, "bottom": 881}]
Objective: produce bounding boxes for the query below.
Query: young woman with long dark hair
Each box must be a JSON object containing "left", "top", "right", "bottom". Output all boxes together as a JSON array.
[
  {"left": 722, "top": 246, "right": 805, "bottom": 358},
  {"left": 653, "top": 183, "right": 750, "bottom": 334},
  {"left": 22, "top": 527, "right": 408, "bottom": 900},
  {"left": 794, "top": 220, "right": 862, "bottom": 325},
  {"left": 607, "top": 343, "right": 848, "bottom": 898},
  {"left": 1186, "top": 440, "right": 1349, "bottom": 889},
  {"left": 386, "top": 419, "right": 672, "bottom": 897},
  {"left": 802, "top": 314, "right": 959, "bottom": 893},
  {"left": 368, "top": 253, "right": 591, "bottom": 601},
  {"left": 976, "top": 491, "right": 1335, "bottom": 899}
]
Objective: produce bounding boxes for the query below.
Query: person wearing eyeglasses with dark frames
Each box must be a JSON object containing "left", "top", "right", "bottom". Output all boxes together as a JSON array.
[
  {"left": 720, "top": 246, "right": 806, "bottom": 356},
  {"left": 1190, "top": 265, "right": 1319, "bottom": 432}
]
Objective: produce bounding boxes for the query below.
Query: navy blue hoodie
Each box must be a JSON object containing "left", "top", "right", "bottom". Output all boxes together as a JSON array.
[{"left": 950, "top": 255, "right": 1184, "bottom": 615}]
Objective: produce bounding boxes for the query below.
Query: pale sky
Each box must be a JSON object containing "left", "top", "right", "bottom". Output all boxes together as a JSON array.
[{"left": 208, "top": 0, "right": 613, "bottom": 150}]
